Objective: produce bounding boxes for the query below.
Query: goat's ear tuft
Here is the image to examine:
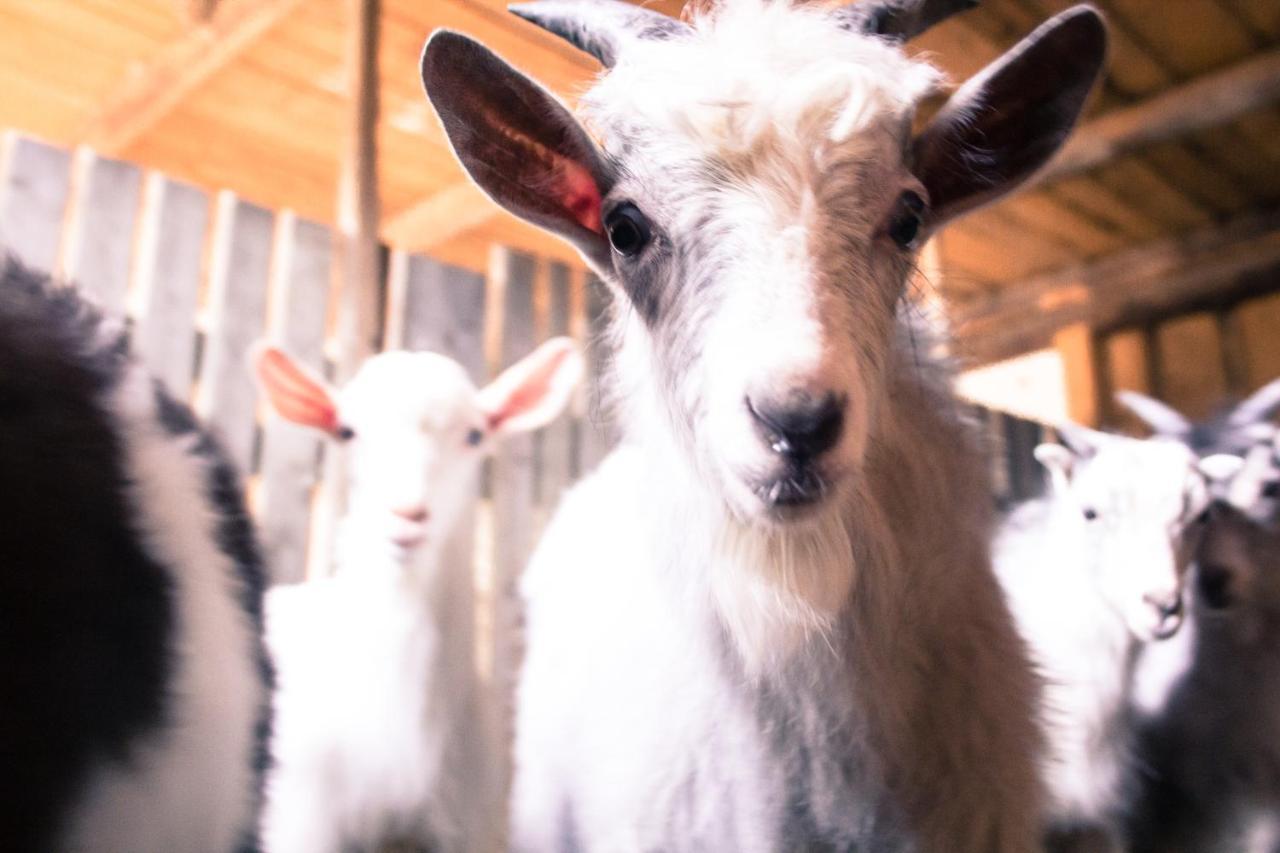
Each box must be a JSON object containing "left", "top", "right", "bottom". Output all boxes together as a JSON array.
[
  {"left": 479, "top": 337, "right": 584, "bottom": 436},
  {"left": 421, "top": 30, "right": 613, "bottom": 268},
  {"left": 912, "top": 5, "right": 1107, "bottom": 229},
  {"left": 253, "top": 344, "right": 341, "bottom": 436},
  {"left": 1033, "top": 442, "right": 1075, "bottom": 489}
]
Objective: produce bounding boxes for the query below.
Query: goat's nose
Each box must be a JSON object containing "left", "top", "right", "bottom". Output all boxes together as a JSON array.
[
  {"left": 392, "top": 504, "right": 430, "bottom": 523},
  {"left": 747, "top": 393, "right": 845, "bottom": 460}
]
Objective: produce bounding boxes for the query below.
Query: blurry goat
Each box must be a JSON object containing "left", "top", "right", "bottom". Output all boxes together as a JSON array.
[
  {"left": 0, "top": 256, "right": 271, "bottom": 851},
  {"left": 255, "top": 339, "right": 582, "bottom": 853},
  {"left": 422, "top": 0, "right": 1107, "bottom": 849},
  {"left": 1127, "top": 491, "right": 1280, "bottom": 853},
  {"left": 995, "top": 426, "right": 1209, "bottom": 851}
]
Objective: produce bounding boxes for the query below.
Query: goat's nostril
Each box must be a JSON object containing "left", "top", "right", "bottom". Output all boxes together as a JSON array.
[
  {"left": 747, "top": 393, "right": 845, "bottom": 460},
  {"left": 393, "top": 505, "right": 430, "bottom": 523}
]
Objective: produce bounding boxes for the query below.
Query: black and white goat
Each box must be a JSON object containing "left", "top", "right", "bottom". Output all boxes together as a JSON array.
[
  {"left": 1127, "top": 490, "right": 1280, "bottom": 853},
  {"left": 255, "top": 340, "right": 582, "bottom": 853},
  {"left": 0, "top": 257, "right": 271, "bottom": 851},
  {"left": 994, "top": 426, "right": 1209, "bottom": 851},
  {"left": 422, "top": 0, "right": 1107, "bottom": 849}
]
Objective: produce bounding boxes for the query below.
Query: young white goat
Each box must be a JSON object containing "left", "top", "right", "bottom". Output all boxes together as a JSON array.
[
  {"left": 254, "top": 339, "right": 582, "bottom": 853},
  {"left": 994, "top": 426, "right": 1208, "bottom": 850},
  {"left": 423, "top": 1, "right": 1106, "bottom": 849},
  {"left": 0, "top": 257, "right": 271, "bottom": 852}
]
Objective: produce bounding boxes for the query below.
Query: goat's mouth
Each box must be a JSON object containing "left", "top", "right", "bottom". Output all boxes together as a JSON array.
[
  {"left": 750, "top": 464, "right": 839, "bottom": 523},
  {"left": 389, "top": 520, "right": 428, "bottom": 550}
]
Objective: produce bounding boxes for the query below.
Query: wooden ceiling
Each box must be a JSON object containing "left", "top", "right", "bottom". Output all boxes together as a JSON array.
[{"left": 1, "top": 0, "right": 1278, "bottom": 362}]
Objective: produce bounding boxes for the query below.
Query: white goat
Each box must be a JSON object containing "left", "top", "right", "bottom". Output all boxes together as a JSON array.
[
  {"left": 254, "top": 339, "right": 583, "bottom": 853},
  {"left": 0, "top": 256, "right": 270, "bottom": 851},
  {"left": 994, "top": 426, "right": 1208, "bottom": 850},
  {"left": 422, "top": 1, "right": 1106, "bottom": 849}
]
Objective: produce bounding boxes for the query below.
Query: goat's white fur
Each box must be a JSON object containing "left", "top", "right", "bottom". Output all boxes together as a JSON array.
[
  {"left": 995, "top": 433, "right": 1204, "bottom": 844},
  {"left": 260, "top": 344, "right": 579, "bottom": 853},
  {"left": 58, "top": 366, "right": 265, "bottom": 853}
]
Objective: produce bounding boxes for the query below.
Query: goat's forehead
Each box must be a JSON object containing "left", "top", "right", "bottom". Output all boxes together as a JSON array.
[
  {"left": 1078, "top": 441, "right": 1197, "bottom": 505},
  {"left": 583, "top": 1, "right": 939, "bottom": 164},
  {"left": 340, "top": 352, "right": 479, "bottom": 425}
]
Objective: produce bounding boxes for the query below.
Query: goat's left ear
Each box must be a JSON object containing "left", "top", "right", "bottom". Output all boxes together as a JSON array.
[
  {"left": 912, "top": 5, "right": 1107, "bottom": 229},
  {"left": 1034, "top": 443, "right": 1075, "bottom": 490},
  {"left": 478, "top": 337, "right": 585, "bottom": 436},
  {"left": 421, "top": 30, "right": 614, "bottom": 269}
]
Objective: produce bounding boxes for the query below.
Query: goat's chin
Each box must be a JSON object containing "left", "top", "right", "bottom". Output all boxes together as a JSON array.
[
  {"left": 1127, "top": 606, "right": 1183, "bottom": 643},
  {"left": 719, "top": 461, "right": 850, "bottom": 531}
]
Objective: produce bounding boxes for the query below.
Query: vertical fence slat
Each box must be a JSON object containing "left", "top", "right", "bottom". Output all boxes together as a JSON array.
[
  {"left": 1233, "top": 292, "right": 1280, "bottom": 396},
  {"left": 0, "top": 137, "right": 71, "bottom": 273},
  {"left": 488, "top": 247, "right": 538, "bottom": 801},
  {"left": 199, "top": 199, "right": 274, "bottom": 473},
  {"left": 538, "top": 261, "right": 574, "bottom": 516},
  {"left": 402, "top": 255, "right": 487, "bottom": 377},
  {"left": 135, "top": 179, "right": 209, "bottom": 399},
  {"left": 1156, "top": 312, "right": 1229, "bottom": 422},
  {"left": 258, "top": 218, "right": 332, "bottom": 585},
  {"left": 1004, "top": 415, "right": 1046, "bottom": 503},
  {"left": 1102, "top": 328, "right": 1153, "bottom": 433},
  {"left": 67, "top": 155, "right": 143, "bottom": 315}
]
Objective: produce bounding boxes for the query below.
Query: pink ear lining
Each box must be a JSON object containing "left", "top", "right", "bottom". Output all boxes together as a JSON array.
[{"left": 557, "top": 159, "right": 603, "bottom": 234}]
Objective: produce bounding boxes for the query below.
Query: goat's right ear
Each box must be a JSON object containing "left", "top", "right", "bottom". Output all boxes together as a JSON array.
[
  {"left": 421, "top": 30, "right": 614, "bottom": 269},
  {"left": 253, "top": 344, "right": 341, "bottom": 436}
]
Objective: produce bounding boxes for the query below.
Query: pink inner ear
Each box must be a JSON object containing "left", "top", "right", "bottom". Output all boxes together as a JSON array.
[{"left": 557, "top": 159, "right": 602, "bottom": 234}]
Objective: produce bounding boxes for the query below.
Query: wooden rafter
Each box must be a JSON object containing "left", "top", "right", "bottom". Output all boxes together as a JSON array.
[
  {"left": 381, "top": 181, "right": 498, "bottom": 250},
  {"left": 1037, "top": 49, "right": 1280, "bottom": 187},
  {"left": 83, "top": 0, "right": 306, "bottom": 155},
  {"left": 951, "top": 207, "right": 1280, "bottom": 366}
]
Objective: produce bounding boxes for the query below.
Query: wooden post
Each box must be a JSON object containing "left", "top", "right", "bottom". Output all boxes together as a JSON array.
[
  {"left": 1102, "top": 328, "right": 1154, "bottom": 433},
  {"left": 1054, "top": 323, "right": 1102, "bottom": 427},
  {"left": 333, "top": 0, "right": 381, "bottom": 381}
]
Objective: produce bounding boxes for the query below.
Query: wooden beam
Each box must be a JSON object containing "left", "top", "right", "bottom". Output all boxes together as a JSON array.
[
  {"left": 1038, "top": 49, "right": 1280, "bottom": 186},
  {"left": 83, "top": 0, "right": 305, "bottom": 155},
  {"left": 381, "top": 181, "right": 497, "bottom": 249},
  {"left": 952, "top": 207, "right": 1280, "bottom": 365},
  {"left": 333, "top": 0, "right": 381, "bottom": 379},
  {"left": 1054, "top": 324, "right": 1101, "bottom": 427}
]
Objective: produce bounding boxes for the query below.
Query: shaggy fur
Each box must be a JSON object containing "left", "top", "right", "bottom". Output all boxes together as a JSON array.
[
  {"left": 0, "top": 256, "right": 270, "bottom": 852},
  {"left": 995, "top": 434, "right": 1205, "bottom": 850},
  {"left": 259, "top": 343, "right": 580, "bottom": 853},
  {"left": 421, "top": 0, "right": 1106, "bottom": 849}
]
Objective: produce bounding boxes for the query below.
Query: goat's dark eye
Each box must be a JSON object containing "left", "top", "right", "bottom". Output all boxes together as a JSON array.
[
  {"left": 335, "top": 425, "right": 355, "bottom": 442},
  {"left": 1083, "top": 507, "right": 1099, "bottom": 521},
  {"left": 887, "top": 191, "right": 925, "bottom": 249},
  {"left": 466, "top": 428, "right": 485, "bottom": 447},
  {"left": 604, "top": 203, "right": 651, "bottom": 257}
]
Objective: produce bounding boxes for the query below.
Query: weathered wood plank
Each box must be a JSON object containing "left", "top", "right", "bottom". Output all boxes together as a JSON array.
[
  {"left": 258, "top": 216, "right": 332, "bottom": 585},
  {"left": 66, "top": 155, "right": 143, "bottom": 315},
  {"left": 0, "top": 137, "right": 71, "bottom": 273},
  {"left": 488, "top": 246, "right": 538, "bottom": 798},
  {"left": 1102, "top": 328, "right": 1154, "bottom": 434},
  {"left": 1233, "top": 291, "right": 1280, "bottom": 395},
  {"left": 1054, "top": 323, "right": 1101, "bottom": 428},
  {"left": 198, "top": 198, "right": 275, "bottom": 473},
  {"left": 1004, "top": 415, "right": 1046, "bottom": 504},
  {"left": 134, "top": 178, "right": 209, "bottom": 400},
  {"left": 401, "top": 254, "right": 486, "bottom": 377},
  {"left": 1155, "top": 313, "right": 1229, "bottom": 422}
]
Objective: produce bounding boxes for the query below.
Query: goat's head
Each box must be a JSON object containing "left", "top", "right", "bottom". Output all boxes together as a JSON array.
[
  {"left": 422, "top": 0, "right": 1106, "bottom": 527},
  {"left": 1035, "top": 427, "right": 1209, "bottom": 642},
  {"left": 1191, "top": 499, "right": 1280, "bottom": 644},
  {"left": 254, "top": 339, "right": 582, "bottom": 554}
]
